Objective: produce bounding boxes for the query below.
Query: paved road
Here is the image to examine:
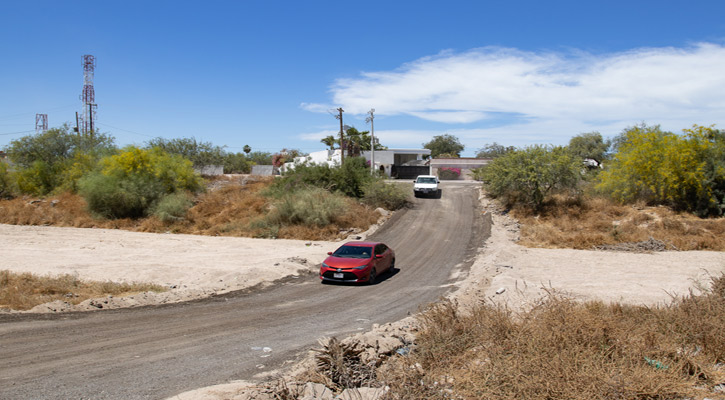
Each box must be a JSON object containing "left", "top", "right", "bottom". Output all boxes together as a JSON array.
[{"left": 0, "top": 181, "right": 489, "bottom": 399}]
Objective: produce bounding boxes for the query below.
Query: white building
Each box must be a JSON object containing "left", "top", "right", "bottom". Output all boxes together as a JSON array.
[{"left": 281, "top": 148, "right": 431, "bottom": 179}]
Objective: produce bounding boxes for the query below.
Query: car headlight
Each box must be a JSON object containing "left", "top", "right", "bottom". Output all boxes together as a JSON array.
[
  {"left": 322, "top": 262, "right": 332, "bottom": 269},
  {"left": 353, "top": 265, "right": 368, "bottom": 270}
]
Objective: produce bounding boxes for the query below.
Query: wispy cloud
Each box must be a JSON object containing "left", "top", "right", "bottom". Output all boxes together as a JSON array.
[{"left": 303, "top": 43, "right": 725, "bottom": 148}]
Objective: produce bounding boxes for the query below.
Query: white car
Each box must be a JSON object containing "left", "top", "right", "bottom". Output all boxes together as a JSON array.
[{"left": 413, "top": 175, "right": 440, "bottom": 198}]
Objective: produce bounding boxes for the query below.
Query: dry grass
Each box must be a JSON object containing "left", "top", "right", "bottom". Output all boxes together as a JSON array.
[
  {"left": 0, "top": 178, "right": 382, "bottom": 241},
  {"left": 513, "top": 195, "right": 725, "bottom": 251},
  {"left": 378, "top": 274, "right": 725, "bottom": 400},
  {"left": 0, "top": 270, "right": 167, "bottom": 311}
]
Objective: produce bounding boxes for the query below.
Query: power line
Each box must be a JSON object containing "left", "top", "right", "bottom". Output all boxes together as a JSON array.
[
  {"left": 0, "top": 129, "right": 34, "bottom": 136},
  {"left": 96, "top": 122, "right": 156, "bottom": 138},
  {"left": 0, "top": 105, "right": 76, "bottom": 122}
]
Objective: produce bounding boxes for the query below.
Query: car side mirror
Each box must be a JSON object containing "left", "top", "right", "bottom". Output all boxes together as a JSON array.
[
  {"left": 375, "top": 254, "right": 383, "bottom": 258},
  {"left": 327, "top": 252, "right": 333, "bottom": 255}
]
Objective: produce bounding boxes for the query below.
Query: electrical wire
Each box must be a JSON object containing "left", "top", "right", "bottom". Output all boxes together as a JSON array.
[
  {"left": 96, "top": 122, "right": 156, "bottom": 138},
  {"left": 0, "top": 130, "right": 34, "bottom": 136}
]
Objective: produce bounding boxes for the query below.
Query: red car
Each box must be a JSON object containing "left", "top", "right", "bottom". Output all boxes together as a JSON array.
[{"left": 320, "top": 241, "right": 396, "bottom": 284}]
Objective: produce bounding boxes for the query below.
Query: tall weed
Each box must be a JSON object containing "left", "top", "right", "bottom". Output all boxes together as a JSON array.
[
  {"left": 362, "top": 181, "right": 410, "bottom": 210},
  {"left": 384, "top": 276, "right": 725, "bottom": 399}
]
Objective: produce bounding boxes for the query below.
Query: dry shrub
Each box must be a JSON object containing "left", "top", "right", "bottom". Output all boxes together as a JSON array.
[
  {"left": 0, "top": 192, "right": 98, "bottom": 228},
  {"left": 0, "top": 177, "right": 380, "bottom": 241},
  {"left": 383, "top": 277, "right": 725, "bottom": 400},
  {"left": 513, "top": 195, "right": 725, "bottom": 251},
  {"left": 315, "top": 337, "right": 378, "bottom": 391},
  {"left": 0, "top": 270, "right": 166, "bottom": 311}
]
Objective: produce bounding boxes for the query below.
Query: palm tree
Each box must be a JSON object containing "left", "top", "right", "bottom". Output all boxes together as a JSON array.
[{"left": 320, "top": 135, "right": 337, "bottom": 150}]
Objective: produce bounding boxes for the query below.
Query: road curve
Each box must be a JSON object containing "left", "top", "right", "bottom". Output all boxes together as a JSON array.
[{"left": 0, "top": 181, "right": 489, "bottom": 399}]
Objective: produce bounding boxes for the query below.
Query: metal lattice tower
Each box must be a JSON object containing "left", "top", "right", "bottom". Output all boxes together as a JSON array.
[
  {"left": 35, "top": 114, "right": 48, "bottom": 134},
  {"left": 80, "top": 55, "right": 97, "bottom": 135}
]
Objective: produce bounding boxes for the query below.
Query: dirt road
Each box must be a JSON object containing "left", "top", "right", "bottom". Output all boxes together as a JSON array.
[{"left": 0, "top": 181, "right": 487, "bottom": 399}]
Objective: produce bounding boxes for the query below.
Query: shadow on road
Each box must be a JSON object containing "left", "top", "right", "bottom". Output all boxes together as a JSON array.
[{"left": 320, "top": 267, "right": 400, "bottom": 286}]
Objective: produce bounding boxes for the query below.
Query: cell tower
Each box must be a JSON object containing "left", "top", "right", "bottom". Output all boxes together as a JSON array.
[
  {"left": 35, "top": 114, "right": 48, "bottom": 134},
  {"left": 80, "top": 54, "right": 97, "bottom": 136}
]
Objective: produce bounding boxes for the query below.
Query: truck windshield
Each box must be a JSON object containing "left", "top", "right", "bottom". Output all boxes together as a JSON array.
[
  {"left": 332, "top": 245, "right": 373, "bottom": 259},
  {"left": 417, "top": 177, "right": 437, "bottom": 184}
]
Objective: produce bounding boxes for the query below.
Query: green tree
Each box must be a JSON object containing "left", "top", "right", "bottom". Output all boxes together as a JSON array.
[
  {"left": 0, "top": 161, "right": 15, "bottom": 198},
  {"left": 480, "top": 145, "right": 580, "bottom": 210},
  {"left": 79, "top": 146, "right": 203, "bottom": 219},
  {"left": 597, "top": 124, "right": 725, "bottom": 216},
  {"left": 568, "top": 132, "right": 609, "bottom": 166},
  {"left": 320, "top": 135, "right": 337, "bottom": 150},
  {"left": 7, "top": 124, "right": 115, "bottom": 169},
  {"left": 243, "top": 145, "right": 251, "bottom": 154},
  {"left": 321, "top": 129, "right": 386, "bottom": 154},
  {"left": 222, "top": 152, "right": 252, "bottom": 174},
  {"left": 423, "top": 134, "right": 465, "bottom": 158},
  {"left": 246, "top": 151, "right": 273, "bottom": 165},
  {"left": 146, "top": 137, "right": 225, "bottom": 167},
  {"left": 475, "top": 142, "right": 516, "bottom": 159},
  {"left": 6, "top": 125, "right": 115, "bottom": 195}
]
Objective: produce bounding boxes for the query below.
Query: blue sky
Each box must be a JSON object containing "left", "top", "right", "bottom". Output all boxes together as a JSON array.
[{"left": 1, "top": 1, "right": 724, "bottom": 156}]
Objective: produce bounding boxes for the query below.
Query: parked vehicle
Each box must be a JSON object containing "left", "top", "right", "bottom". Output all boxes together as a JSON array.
[
  {"left": 413, "top": 175, "right": 440, "bottom": 198},
  {"left": 320, "top": 241, "right": 396, "bottom": 284}
]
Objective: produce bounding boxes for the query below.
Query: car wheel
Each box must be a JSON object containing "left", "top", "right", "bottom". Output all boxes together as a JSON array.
[{"left": 368, "top": 268, "right": 377, "bottom": 285}]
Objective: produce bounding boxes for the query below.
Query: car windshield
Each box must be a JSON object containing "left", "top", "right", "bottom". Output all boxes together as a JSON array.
[
  {"left": 331, "top": 245, "right": 373, "bottom": 259},
  {"left": 417, "top": 177, "right": 436, "bottom": 184}
]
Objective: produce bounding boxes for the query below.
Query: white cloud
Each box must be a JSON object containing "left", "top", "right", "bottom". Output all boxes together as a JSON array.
[{"left": 304, "top": 43, "right": 725, "bottom": 149}]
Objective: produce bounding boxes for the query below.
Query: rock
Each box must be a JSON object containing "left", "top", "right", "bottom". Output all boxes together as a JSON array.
[
  {"left": 376, "top": 336, "right": 403, "bottom": 355},
  {"left": 336, "top": 387, "right": 387, "bottom": 400},
  {"left": 301, "top": 382, "right": 334, "bottom": 400},
  {"left": 374, "top": 208, "right": 389, "bottom": 217},
  {"left": 495, "top": 287, "right": 506, "bottom": 294}
]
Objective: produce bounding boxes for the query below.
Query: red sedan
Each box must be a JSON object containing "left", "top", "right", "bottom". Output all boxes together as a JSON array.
[{"left": 320, "top": 241, "right": 396, "bottom": 284}]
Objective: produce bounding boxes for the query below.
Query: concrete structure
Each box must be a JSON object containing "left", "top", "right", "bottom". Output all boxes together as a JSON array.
[
  {"left": 251, "top": 165, "right": 279, "bottom": 176},
  {"left": 430, "top": 158, "right": 492, "bottom": 180},
  {"left": 360, "top": 149, "right": 431, "bottom": 177},
  {"left": 194, "top": 165, "right": 224, "bottom": 176},
  {"left": 282, "top": 148, "right": 431, "bottom": 178}
]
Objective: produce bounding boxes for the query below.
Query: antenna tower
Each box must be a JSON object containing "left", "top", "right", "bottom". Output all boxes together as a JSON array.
[
  {"left": 35, "top": 113, "right": 48, "bottom": 134},
  {"left": 80, "top": 55, "right": 97, "bottom": 136}
]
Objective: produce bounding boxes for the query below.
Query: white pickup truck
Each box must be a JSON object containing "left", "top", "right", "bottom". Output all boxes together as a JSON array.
[{"left": 413, "top": 175, "right": 441, "bottom": 198}]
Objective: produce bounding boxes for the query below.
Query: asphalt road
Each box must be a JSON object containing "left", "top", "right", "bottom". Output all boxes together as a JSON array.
[{"left": 0, "top": 181, "right": 490, "bottom": 399}]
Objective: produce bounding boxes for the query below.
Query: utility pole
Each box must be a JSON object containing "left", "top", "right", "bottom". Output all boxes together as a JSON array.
[
  {"left": 366, "top": 109, "right": 375, "bottom": 175},
  {"left": 336, "top": 107, "right": 344, "bottom": 164}
]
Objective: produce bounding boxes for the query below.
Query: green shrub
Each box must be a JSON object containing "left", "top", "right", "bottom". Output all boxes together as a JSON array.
[
  {"left": 7, "top": 125, "right": 116, "bottom": 195},
  {"left": 481, "top": 145, "right": 580, "bottom": 210},
  {"left": 362, "top": 181, "right": 409, "bottom": 210},
  {"left": 223, "top": 152, "right": 252, "bottom": 174},
  {"left": 597, "top": 124, "right": 725, "bottom": 216},
  {"left": 272, "top": 157, "right": 374, "bottom": 199},
  {"left": 79, "top": 146, "right": 203, "bottom": 219},
  {"left": 266, "top": 188, "right": 346, "bottom": 227},
  {"left": 0, "top": 161, "right": 15, "bottom": 199},
  {"left": 14, "top": 160, "right": 60, "bottom": 196},
  {"left": 152, "top": 192, "right": 194, "bottom": 222}
]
